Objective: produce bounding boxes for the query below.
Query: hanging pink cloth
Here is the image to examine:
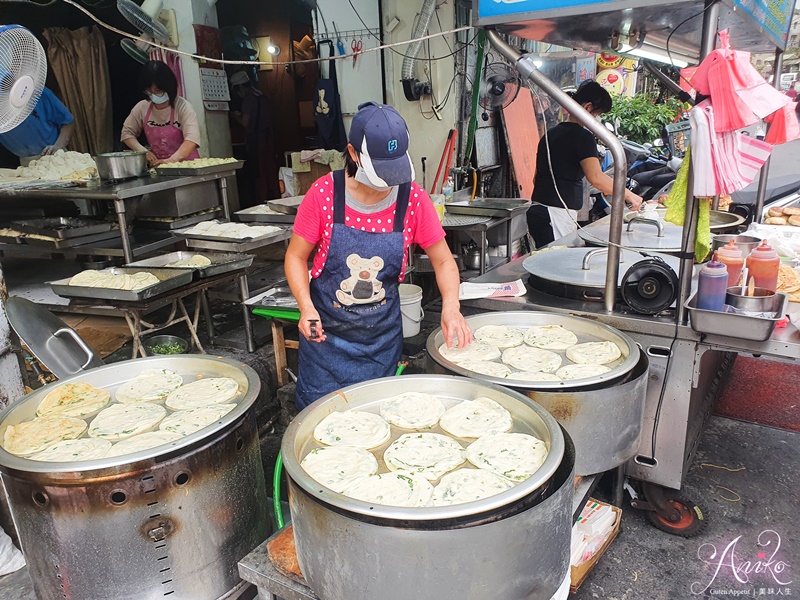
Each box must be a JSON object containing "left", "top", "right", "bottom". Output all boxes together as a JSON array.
[{"left": 764, "top": 102, "right": 800, "bottom": 145}]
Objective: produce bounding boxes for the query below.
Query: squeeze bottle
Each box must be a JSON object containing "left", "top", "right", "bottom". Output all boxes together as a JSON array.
[
  {"left": 716, "top": 240, "right": 744, "bottom": 289},
  {"left": 745, "top": 240, "right": 780, "bottom": 292},
  {"left": 696, "top": 256, "right": 728, "bottom": 312},
  {"left": 442, "top": 176, "right": 454, "bottom": 202}
]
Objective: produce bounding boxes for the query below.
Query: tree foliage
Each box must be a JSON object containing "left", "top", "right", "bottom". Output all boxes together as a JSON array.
[{"left": 606, "top": 94, "right": 685, "bottom": 145}]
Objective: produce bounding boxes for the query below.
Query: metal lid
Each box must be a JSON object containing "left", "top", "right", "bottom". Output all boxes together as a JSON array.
[
  {"left": 282, "top": 374, "right": 565, "bottom": 521},
  {"left": 579, "top": 217, "right": 684, "bottom": 252},
  {"left": 427, "top": 311, "right": 640, "bottom": 391},
  {"left": 522, "top": 247, "right": 681, "bottom": 289},
  {"left": 0, "top": 355, "right": 260, "bottom": 475},
  {"left": 6, "top": 296, "right": 105, "bottom": 379}
]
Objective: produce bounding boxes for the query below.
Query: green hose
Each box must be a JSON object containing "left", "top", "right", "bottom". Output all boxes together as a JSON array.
[{"left": 272, "top": 362, "right": 410, "bottom": 529}]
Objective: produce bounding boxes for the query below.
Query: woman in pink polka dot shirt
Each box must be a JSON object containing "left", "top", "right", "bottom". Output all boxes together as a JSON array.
[{"left": 285, "top": 102, "right": 472, "bottom": 409}]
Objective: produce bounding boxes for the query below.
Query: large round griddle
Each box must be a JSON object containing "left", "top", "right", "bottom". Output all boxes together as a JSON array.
[
  {"left": 579, "top": 217, "right": 684, "bottom": 252},
  {"left": 623, "top": 209, "right": 745, "bottom": 232}
]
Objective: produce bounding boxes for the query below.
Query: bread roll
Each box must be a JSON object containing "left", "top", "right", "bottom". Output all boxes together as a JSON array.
[
  {"left": 765, "top": 217, "right": 789, "bottom": 225},
  {"left": 783, "top": 206, "right": 800, "bottom": 216},
  {"left": 788, "top": 215, "right": 800, "bottom": 227},
  {"left": 768, "top": 207, "right": 785, "bottom": 217}
]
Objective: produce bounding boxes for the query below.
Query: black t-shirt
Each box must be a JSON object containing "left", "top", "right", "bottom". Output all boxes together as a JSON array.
[{"left": 531, "top": 122, "right": 598, "bottom": 210}]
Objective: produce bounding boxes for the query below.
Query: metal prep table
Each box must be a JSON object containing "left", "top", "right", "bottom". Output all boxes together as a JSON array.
[{"left": 0, "top": 169, "right": 238, "bottom": 264}]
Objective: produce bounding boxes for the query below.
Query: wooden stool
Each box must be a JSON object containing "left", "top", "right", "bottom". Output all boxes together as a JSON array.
[{"left": 271, "top": 319, "right": 299, "bottom": 386}]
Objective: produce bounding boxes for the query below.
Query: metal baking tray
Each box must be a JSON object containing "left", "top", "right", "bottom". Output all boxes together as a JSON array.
[
  {"left": 235, "top": 205, "right": 295, "bottom": 224},
  {"left": 0, "top": 230, "right": 25, "bottom": 245},
  {"left": 175, "top": 224, "right": 290, "bottom": 245},
  {"left": 134, "top": 209, "right": 221, "bottom": 230},
  {"left": 50, "top": 267, "right": 194, "bottom": 302},
  {"left": 154, "top": 160, "right": 244, "bottom": 177},
  {"left": 685, "top": 292, "right": 788, "bottom": 342},
  {"left": 184, "top": 228, "right": 292, "bottom": 253},
  {"left": 267, "top": 196, "right": 303, "bottom": 215},
  {"left": 245, "top": 286, "right": 298, "bottom": 308},
  {"left": 24, "top": 229, "right": 123, "bottom": 249},
  {"left": 126, "top": 251, "right": 253, "bottom": 279},
  {"left": 11, "top": 217, "right": 113, "bottom": 239},
  {"left": 427, "top": 310, "right": 640, "bottom": 391},
  {"left": 445, "top": 198, "right": 531, "bottom": 218}
]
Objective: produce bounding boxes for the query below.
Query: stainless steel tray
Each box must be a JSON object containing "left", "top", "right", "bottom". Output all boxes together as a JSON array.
[
  {"left": 578, "top": 216, "right": 684, "bottom": 252},
  {"left": 685, "top": 292, "right": 788, "bottom": 342},
  {"left": 134, "top": 209, "right": 221, "bottom": 230},
  {"left": 267, "top": 196, "right": 303, "bottom": 215},
  {"left": 235, "top": 205, "right": 295, "bottom": 224},
  {"left": 11, "top": 217, "right": 113, "bottom": 239},
  {"left": 154, "top": 160, "right": 244, "bottom": 177},
  {"left": 176, "top": 225, "right": 291, "bottom": 252},
  {"left": 50, "top": 267, "right": 194, "bottom": 302},
  {"left": 173, "top": 224, "right": 286, "bottom": 244},
  {"left": 445, "top": 198, "right": 531, "bottom": 218},
  {"left": 24, "top": 229, "right": 123, "bottom": 249},
  {"left": 126, "top": 251, "right": 253, "bottom": 279},
  {"left": 427, "top": 311, "right": 640, "bottom": 390}
]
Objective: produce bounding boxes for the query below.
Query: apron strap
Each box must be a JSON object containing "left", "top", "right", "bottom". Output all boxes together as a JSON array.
[{"left": 331, "top": 169, "right": 412, "bottom": 232}]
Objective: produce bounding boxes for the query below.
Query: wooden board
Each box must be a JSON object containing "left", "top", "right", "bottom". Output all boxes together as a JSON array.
[
  {"left": 267, "top": 525, "right": 306, "bottom": 583},
  {"left": 501, "top": 87, "right": 540, "bottom": 200}
]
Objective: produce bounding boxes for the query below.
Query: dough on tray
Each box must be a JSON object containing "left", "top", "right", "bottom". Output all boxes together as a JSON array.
[
  {"left": 106, "top": 431, "right": 185, "bottom": 457},
  {"left": 506, "top": 371, "right": 562, "bottom": 382},
  {"left": 555, "top": 364, "right": 612, "bottom": 381},
  {"left": 432, "top": 468, "right": 515, "bottom": 506},
  {"left": 565, "top": 341, "right": 622, "bottom": 365},
  {"left": 342, "top": 472, "right": 434, "bottom": 507},
  {"left": 473, "top": 325, "right": 524, "bottom": 349},
  {"left": 313, "top": 411, "right": 391, "bottom": 449},
  {"left": 384, "top": 432, "right": 466, "bottom": 480},
  {"left": 439, "top": 397, "right": 513, "bottom": 438},
  {"left": 88, "top": 403, "right": 167, "bottom": 441},
  {"left": 466, "top": 432, "right": 548, "bottom": 482},
  {"left": 301, "top": 445, "right": 379, "bottom": 493},
  {"left": 115, "top": 369, "right": 184, "bottom": 403},
  {"left": 165, "top": 255, "right": 212, "bottom": 268},
  {"left": 501, "top": 347, "right": 562, "bottom": 373},
  {"left": 451, "top": 359, "right": 511, "bottom": 378},
  {"left": 523, "top": 325, "right": 579, "bottom": 351},
  {"left": 165, "top": 377, "right": 240, "bottom": 410},
  {"left": 159, "top": 405, "right": 236, "bottom": 436},
  {"left": 3, "top": 416, "right": 88, "bottom": 456},
  {"left": 37, "top": 382, "right": 110, "bottom": 418},
  {"left": 29, "top": 438, "right": 112, "bottom": 462},
  {"left": 438, "top": 339, "right": 501, "bottom": 363},
  {"left": 380, "top": 392, "right": 446, "bottom": 429}
]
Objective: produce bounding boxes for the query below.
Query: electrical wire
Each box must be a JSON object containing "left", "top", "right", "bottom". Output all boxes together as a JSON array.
[
  {"left": 58, "top": 0, "right": 472, "bottom": 67},
  {"left": 666, "top": 0, "right": 718, "bottom": 84}
]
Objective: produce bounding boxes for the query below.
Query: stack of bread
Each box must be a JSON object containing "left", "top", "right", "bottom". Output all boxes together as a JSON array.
[{"left": 765, "top": 206, "right": 800, "bottom": 226}]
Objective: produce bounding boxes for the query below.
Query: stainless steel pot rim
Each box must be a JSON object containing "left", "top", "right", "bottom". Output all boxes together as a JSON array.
[
  {"left": 281, "top": 374, "right": 565, "bottom": 521},
  {"left": 427, "top": 311, "right": 640, "bottom": 390},
  {"left": 98, "top": 151, "right": 147, "bottom": 158},
  {"left": 0, "top": 355, "right": 260, "bottom": 474}
]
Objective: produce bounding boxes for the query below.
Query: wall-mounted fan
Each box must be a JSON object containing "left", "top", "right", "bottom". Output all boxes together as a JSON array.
[
  {"left": 120, "top": 37, "right": 151, "bottom": 64},
  {"left": 478, "top": 62, "right": 522, "bottom": 119},
  {"left": 0, "top": 25, "right": 47, "bottom": 134},
  {"left": 117, "top": 0, "right": 178, "bottom": 46}
]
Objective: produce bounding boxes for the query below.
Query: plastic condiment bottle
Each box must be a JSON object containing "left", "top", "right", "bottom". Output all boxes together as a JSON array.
[
  {"left": 697, "top": 256, "right": 728, "bottom": 312},
  {"left": 745, "top": 240, "right": 780, "bottom": 292},
  {"left": 716, "top": 240, "right": 744, "bottom": 289}
]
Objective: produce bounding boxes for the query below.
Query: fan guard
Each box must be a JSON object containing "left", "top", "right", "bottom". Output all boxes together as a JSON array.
[
  {"left": 121, "top": 38, "right": 151, "bottom": 64},
  {"left": 621, "top": 257, "right": 679, "bottom": 315},
  {"left": 0, "top": 25, "right": 47, "bottom": 134},
  {"left": 117, "top": 0, "right": 170, "bottom": 43},
  {"left": 478, "top": 62, "right": 521, "bottom": 111}
]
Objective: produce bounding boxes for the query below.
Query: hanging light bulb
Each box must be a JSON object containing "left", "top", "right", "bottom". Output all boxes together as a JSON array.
[{"left": 266, "top": 43, "right": 281, "bottom": 56}]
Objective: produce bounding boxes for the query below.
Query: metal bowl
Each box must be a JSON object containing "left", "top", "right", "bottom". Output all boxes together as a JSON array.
[
  {"left": 427, "top": 311, "right": 640, "bottom": 391},
  {"left": 711, "top": 234, "right": 762, "bottom": 258},
  {"left": 95, "top": 151, "right": 147, "bottom": 181},
  {"left": 145, "top": 334, "right": 189, "bottom": 355},
  {"left": 725, "top": 287, "right": 783, "bottom": 314},
  {"left": 282, "top": 374, "right": 565, "bottom": 521}
]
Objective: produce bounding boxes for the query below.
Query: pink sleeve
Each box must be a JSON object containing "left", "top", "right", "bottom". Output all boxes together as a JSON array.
[
  {"left": 409, "top": 183, "right": 446, "bottom": 249},
  {"left": 292, "top": 175, "right": 330, "bottom": 245}
]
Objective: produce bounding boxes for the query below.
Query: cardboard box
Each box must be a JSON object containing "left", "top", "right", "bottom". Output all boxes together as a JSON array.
[{"left": 570, "top": 502, "right": 622, "bottom": 593}]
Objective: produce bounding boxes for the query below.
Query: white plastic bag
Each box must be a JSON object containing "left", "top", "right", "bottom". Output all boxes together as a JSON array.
[{"left": 0, "top": 526, "right": 25, "bottom": 576}]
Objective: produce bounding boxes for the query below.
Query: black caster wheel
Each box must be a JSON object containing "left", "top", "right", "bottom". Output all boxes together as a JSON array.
[{"left": 645, "top": 496, "right": 708, "bottom": 538}]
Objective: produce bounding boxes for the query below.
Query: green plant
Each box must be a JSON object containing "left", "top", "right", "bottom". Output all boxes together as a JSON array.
[{"left": 606, "top": 94, "right": 685, "bottom": 145}]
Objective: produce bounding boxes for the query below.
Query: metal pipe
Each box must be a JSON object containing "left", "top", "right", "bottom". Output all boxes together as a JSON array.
[
  {"left": 677, "top": 0, "right": 720, "bottom": 324},
  {"left": 485, "top": 29, "right": 628, "bottom": 313},
  {"left": 640, "top": 61, "right": 695, "bottom": 106},
  {"left": 754, "top": 48, "right": 784, "bottom": 223}
]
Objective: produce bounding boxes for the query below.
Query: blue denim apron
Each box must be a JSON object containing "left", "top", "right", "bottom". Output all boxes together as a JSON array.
[{"left": 295, "top": 170, "right": 410, "bottom": 409}]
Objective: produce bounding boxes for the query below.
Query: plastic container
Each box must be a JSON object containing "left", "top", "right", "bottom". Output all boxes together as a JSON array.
[
  {"left": 745, "top": 240, "right": 780, "bottom": 292},
  {"left": 442, "top": 176, "right": 454, "bottom": 203},
  {"left": 399, "top": 283, "right": 424, "bottom": 338},
  {"left": 431, "top": 193, "right": 446, "bottom": 223},
  {"left": 696, "top": 257, "right": 728, "bottom": 312},
  {"left": 716, "top": 239, "right": 744, "bottom": 289}
]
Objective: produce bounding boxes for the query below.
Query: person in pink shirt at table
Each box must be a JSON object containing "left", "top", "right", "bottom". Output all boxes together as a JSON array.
[{"left": 121, "top": 60, "right": 201, "bottom": 166}]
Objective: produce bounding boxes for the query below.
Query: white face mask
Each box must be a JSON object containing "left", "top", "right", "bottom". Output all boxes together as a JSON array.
[
  {"left": 355, "top": 164, "right": 391, "bottom": 192},
  {"left": 149, "top": 92, "right": 169, "bottom": 104}
]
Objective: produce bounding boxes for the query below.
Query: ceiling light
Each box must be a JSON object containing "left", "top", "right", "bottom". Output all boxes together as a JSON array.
[
  {"left": 266, "top": 43, "right": 280, "bottom": 56},
  {"left": 628, "top": 46, "right": 689, "bottom": 68}
]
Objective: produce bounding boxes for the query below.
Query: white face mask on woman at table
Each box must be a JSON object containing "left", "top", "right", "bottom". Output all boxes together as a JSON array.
[
  {"left": 355, "top": 163, "right": 393, "bottom": 192},
  {"left": 149, "top": 92, "right": 169, "bottom": 104}
]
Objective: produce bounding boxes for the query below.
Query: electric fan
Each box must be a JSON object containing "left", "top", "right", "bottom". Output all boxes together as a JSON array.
[
  {"left": 620, "top": 257, "right": 679, "bottom": 315},
  {"left": 121, "top": 38, "right": 151, "bottom": 64},
  {"left": 0, "top": 25, "right": 47, "bottom": 134},
  {"left": 478, "top": 62, "right": 522, "bottom": 118},
  {"left": 117, "top": 0, "right": 172, "bottom": 44}
]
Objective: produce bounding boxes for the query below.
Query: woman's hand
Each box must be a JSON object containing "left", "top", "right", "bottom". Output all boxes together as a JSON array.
[
  {"left": 626, "top": 192, "right": 644, "bottom": 212},
  {"left": 145, "top": 152, "right": 159, "bottom": 167},
  {"left": 298, "top": 307, "right": 326, "bottom": 343},
  {"left": 441, "top": 305, "right": 472, "bottom": 349}
]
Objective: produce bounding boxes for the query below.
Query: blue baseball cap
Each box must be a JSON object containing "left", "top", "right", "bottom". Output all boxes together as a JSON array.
[{"left": 349, "top": 101, "right": 415, "bottom": 187}]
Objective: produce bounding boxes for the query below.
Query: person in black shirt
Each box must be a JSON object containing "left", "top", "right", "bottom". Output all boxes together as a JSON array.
[{"left": 528, "top": 82, "right": 643, "bottom": 248}]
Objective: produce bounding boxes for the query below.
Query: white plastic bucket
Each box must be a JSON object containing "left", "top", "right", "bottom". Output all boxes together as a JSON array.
[{"left": 398, "top": 283, "right": 424, "bottom": 338}]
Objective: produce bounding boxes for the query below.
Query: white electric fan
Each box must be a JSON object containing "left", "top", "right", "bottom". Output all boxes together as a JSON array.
[
  {"left": 117, "top": 0, "right": 173, "bottom": 44},
  {"left": 121, "top": 37, "right": 152, "bottom": 64},
  {"left": 0, "top": 25, "right": 47, "bottom": 134}
]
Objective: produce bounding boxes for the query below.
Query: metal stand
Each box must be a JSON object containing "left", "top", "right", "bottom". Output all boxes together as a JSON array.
[
  {"left": 122, "top": 296, "right": 205, "bottom": 359},
  {"left": 218, "top": 177, "right": 232, "bottom": 220}
]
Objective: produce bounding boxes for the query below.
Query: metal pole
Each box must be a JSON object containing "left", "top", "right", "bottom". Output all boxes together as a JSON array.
[
  {"left": 677, "top": 0, "right": 720, "bottom": 324},
  {"left": 754, "top": 48, "right": 784, "bottom": 223},
  {"left": 485, "top": 30, "right": 628, "bottom": 313},
  {"left": 641, "top": 61, "right": 695, "bottom": 106}
]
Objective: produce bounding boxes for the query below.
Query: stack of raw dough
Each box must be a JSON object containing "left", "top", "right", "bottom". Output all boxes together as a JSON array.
[
  {"left": 158, "top": 157, "right": 237, "bottom": 169},
  {"left": 1, "top": 370, "right": 243, "bottom": 462},
  {"left": 68, "top": 269, "right": 160, "bottom": 291},
  {"left": 165, "top": 254, "right": 212, "bottom": 268},
  {"left": 9, "top": 150, "right": 97, "bottom": 181},
  {"left": 301, "top": 392, "right": 549, "bottom": 508},
  {"left": 438, "top": 324, "right": 623, "bottom": 383},
  {"left": 182, "top": 220, "right": 281, "bottom": 240}
]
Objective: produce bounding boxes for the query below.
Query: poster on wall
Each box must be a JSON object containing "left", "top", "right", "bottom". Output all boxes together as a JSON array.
[
  {"left": 575, "top": 54, "right": 596, "bottom": 87},
  {"left": 595, "top": 53, "right": 637, "bottom": 97}
]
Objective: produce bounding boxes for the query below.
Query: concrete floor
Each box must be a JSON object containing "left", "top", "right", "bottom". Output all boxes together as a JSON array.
[{"left": 574, "top": 416, "right": 799, "bottom": 600}]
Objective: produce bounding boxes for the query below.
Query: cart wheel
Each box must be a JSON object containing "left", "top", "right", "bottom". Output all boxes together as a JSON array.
[{"left": 646, "top": 497, "right": 708, "bottom": 537}]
